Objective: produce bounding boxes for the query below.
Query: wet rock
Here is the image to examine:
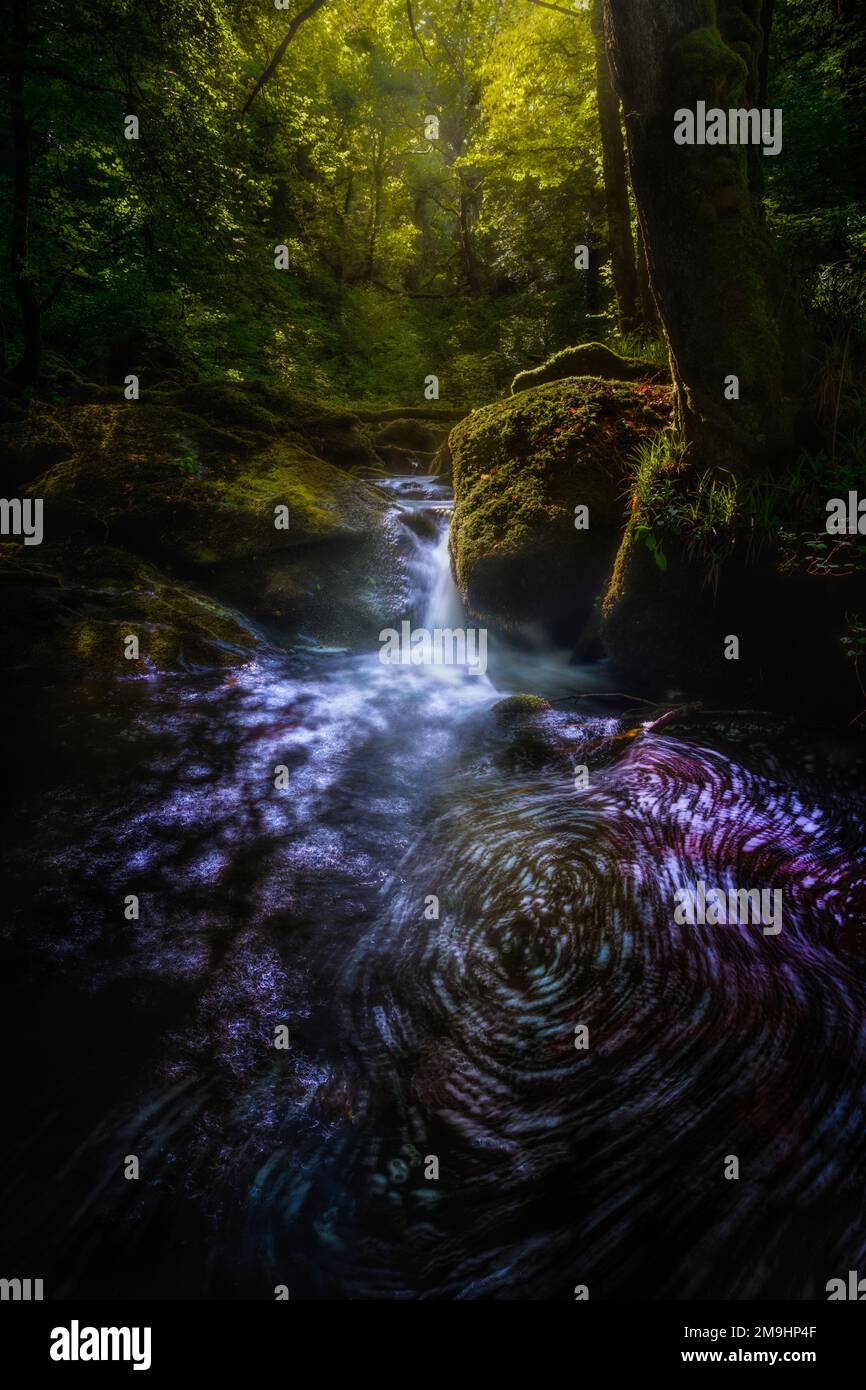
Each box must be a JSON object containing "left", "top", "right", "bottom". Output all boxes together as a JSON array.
[
  {"left": 601, "top": 522, "right": 866, "bottom": 720},
  {"left": 449, "top": 377, "right": 672, "bottom": 644},
  {"left": 400, "top": 508, "right": 440, "bottom": 543},
  {"left": 26, "top": 393, "right": 403, "bottom": 648},
  {"left": 0, "top": 542, "right": 261, "bottom": 678}
]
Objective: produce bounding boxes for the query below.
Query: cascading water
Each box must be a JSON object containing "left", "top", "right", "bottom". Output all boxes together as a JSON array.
[
  {"left": 2, "top": 463, "right": 865, "bottom": 1300},
  {"left": 422, "top": 521, "right": 467, "bottom": 634}
]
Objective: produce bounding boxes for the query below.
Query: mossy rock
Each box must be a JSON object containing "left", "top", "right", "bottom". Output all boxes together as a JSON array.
[
  {"left": 26, "top": 397, "right": 406, "bottom": 650},
  {"left": 0, "top": 542, "right": 261, "bottom": 678},
  {"left": 165, "top": 380, "right": 373, "bottom": 468},
  {"left": 511, "top": 342, "right": 670, "bottom": 395},
  {"left": 370, "top": 417, "right": 449, "bottom": 468},
  {"left": 168, "top": 381, "right": 284, "bottom": 435},
  {"left": 430, "top": 436, "right": 452, "bottom": 482},
  {"left": 32, "top": 403, "right": 388, "bottom": 567},
  {"left": 488, "top": 695, "right": 572, "bottom": 773},
  {"left": 0, "top": 407, "right": 75, "bottom": 489},
  {"left": 491, "top": 693, "right": 552, "bottom": 718},
  {"left": 449, "top": 378, "right": 672, "bottom": 643}
]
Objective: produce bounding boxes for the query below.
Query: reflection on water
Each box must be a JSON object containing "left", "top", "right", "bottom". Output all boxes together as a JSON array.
[{"left": 1, "top": 470, "right": 865, "bottom": 1299}]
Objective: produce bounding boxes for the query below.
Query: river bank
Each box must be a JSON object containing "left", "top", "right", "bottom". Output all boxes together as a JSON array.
[{"left": 1, "top": 442, "right": 865, "bottom": 1298}]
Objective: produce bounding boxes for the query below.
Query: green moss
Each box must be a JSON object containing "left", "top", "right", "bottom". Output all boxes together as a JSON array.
[
  {"left": 371, "top": 417, "right": 448, "bottom": 454},
  {"left": 169, "top": 381, "right": 283, "bottom": 434},
  {"left": 449, "top": 377, "right": 672, "bottom": 635},
  {"left": 32, "top": 403, "right": 387, "bottom": 568},
  {"left": 492, "top": 694, "right": 552, "bottom": 717},
  {"left": 673, "top": 25, "right": 748, "bottom": 103},
  {"left": 159, "top": 380, "right": 373, "bottom": 468},
  {"left": 717, "top": 2, "right": 762, "bottom": 84},
  {"left": 0, "top": 542, "right": 260, "bottom": 677},
  {"left": 451, "top": 377, "right": 671, "bottom": 577},
  {"left": 511, "top": 343, "right": 669, "bottom": 395},
  {"left": 602, "top": 522, "right": 637, "bottom": 615}
]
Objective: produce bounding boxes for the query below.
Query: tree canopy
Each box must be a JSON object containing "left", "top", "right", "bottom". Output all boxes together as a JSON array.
[{"left": 1, "top": 0, "right": 862, "bottom": 407}]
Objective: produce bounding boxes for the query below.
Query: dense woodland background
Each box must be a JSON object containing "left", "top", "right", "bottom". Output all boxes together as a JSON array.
[{"left": 2, "top": 0, "right": 863, "bottom": 407}]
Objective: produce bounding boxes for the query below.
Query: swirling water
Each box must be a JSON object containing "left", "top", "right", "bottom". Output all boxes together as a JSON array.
[{"left": 1, "top": 468, "right": 865, "bottom": 1300}]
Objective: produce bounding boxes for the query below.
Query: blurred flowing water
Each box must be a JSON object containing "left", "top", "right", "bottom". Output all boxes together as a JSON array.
[{"left": 1, "top": 468, "right": 865, "bottom": 1300}]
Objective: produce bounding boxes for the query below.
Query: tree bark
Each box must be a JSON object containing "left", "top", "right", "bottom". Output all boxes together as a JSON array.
[
  {"left": 591, "top": 0, "right": 639, "bottom": 333},
  {"left": 242, "top": 0, "right": 330, "bottom": 114},
  {"left": 583, "top": 197, "right": 605, "bottom": 316},
  {"left": 603, "top": 0, "right": 797, "bottom": 474},
  {"left": 635, "top": 219, "right": 659, "bottom": 334}
]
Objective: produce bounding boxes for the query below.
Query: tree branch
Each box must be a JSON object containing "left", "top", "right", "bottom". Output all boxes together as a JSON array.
[
  {"left": 525, "top": 0, "right": 587, "bottom": 18},
  {"left": 242, "top": 0, "right": 330, "bottom": 115},
  {"left": 406, "top": 0, "right": 435, "bottom": 68}
]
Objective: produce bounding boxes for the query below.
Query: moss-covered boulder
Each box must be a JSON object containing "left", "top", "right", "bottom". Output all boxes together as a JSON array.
[
  {"left": 491, "top": 693, "right": 552, "bottom": 718},
  {"left": 511, "top": 342, "right": 670, "bottom": 395},
  {"left": 367, "top": 416, "right": 450, "bottom": 470},
  {"left": 0, "top": 542, "right": 260, "bottom": 678},
  {"left": 33, "top": 403, "right": 387, "bottom": 567},
  {"left": 0, "top": 406, "right": 75, "bottom": 490},
  {"left": 26, "top": 394, "right": 409, "bottom": 648},
  {"left": 165, "top": 380, "right": 374, "bottom": 469},
  {"left": 449, "top": 378, "right": 672, "bottom": 643}
]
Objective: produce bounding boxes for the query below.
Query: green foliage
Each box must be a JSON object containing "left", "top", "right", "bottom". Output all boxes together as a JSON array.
[
  {"left": 0, "top": 0, "right": 610, "bottom": 401},
  {"left": 628, "top": 428, "right": 866, "bottom": 590},
  {"left": 608, "top": 331, "right": 669, "bottom": 367},
  {"left": 1, "top": 0, "right": 862, "bottom": 420}
]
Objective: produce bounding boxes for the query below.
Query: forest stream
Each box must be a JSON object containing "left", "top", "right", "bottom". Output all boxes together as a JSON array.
[{"left": 2, "top": 460, "right": 865, "bottom": 1301}]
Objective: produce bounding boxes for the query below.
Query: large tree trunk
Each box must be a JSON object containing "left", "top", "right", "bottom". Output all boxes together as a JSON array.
[
  {"left": 591, "top": 0, "right": 639, "bottom": 334},
  {"left": 603, "top": 0, "right": 796, "bottom": 474},
  {"left": 635, "top": 220, "right": 659, "bottom": 335},
  {"left": 9, "top": 0, "right": 42, "bottom": 390}
]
